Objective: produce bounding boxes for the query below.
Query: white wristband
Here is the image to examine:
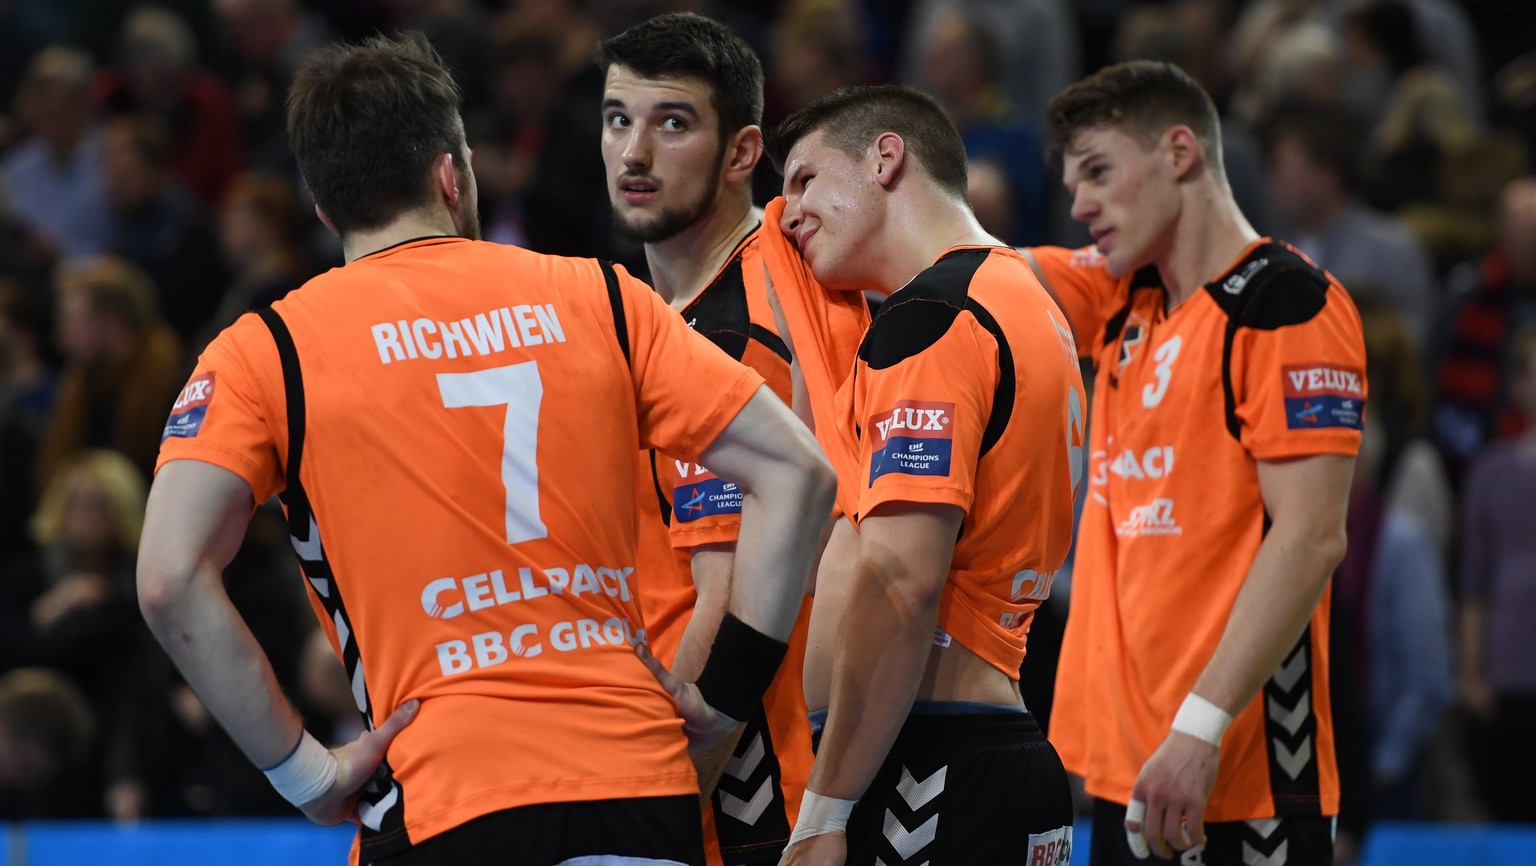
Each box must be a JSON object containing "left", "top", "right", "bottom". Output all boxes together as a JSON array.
[
  {"left": 1171, "top": 693, "right": 1233, "bottom": 747},
  {"left": 788, "top": 789, "right": 858, "bottom": 846},
  {"left": 262, "top": 730, "right": 338, "bottom": 807}
]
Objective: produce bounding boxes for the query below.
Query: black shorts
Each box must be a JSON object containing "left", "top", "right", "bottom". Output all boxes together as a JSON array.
[
  {"left": 1090, "top": 798, "right": 1334, "bottom": 866},
  {"left": 814, "top": 704, "right": 1074, "bottom": 865},
  {"left": 371, "top": 795, "right": 705, "bottom": 866},
  {"left": 709, "top": 702, "right": 794, "bottom": 864}
]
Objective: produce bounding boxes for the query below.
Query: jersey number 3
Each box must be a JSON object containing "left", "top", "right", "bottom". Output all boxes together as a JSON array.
[
  {"left": 437, "top": 362, "right": 547, "bottom": 544},
  {"left": 1142, "top": 335, "right": 1182, "bottom": 409}
]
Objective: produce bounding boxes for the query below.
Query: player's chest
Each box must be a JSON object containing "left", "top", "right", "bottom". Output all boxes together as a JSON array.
[{"left": 1093, "top": 295, "right": 1226, "bottom": 441}]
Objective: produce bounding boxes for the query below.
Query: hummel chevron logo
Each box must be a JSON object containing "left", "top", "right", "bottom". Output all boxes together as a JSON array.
[
  {"left": 883, "top": 810, "right": 938, "bottom": 860},
  {"left": 1272, "top": 647, "right": 1308, "bottom": 692},
  {"left": 333, "top": 611, "right": 350, "bottom": 650},
  {"left": 1267, "top": 693, "right": 1311, "bottom": 736},
  {"left": 719, "top": 777, "right": 773, "bottom": 826},
  {"left": 724, "top": 733, "right": 765, "bottom": 780},
  {"left": 895, "top": 765, "right": 947, "bottom": 811},
  {"left": 1247, "top": 818, "right": 1282, "bottom": 839},
  {"left": 292, "top": 513, "right": 325, "bottom": 562},
  {"left": 357, "top": 783, "right": 399, "bottom": 832},
  {"left": 1273, "top": 737, "right": 1313, "bottom": 781},
  {"left": 1242, "top": 839, "right": 1289, "bottom": 866}
]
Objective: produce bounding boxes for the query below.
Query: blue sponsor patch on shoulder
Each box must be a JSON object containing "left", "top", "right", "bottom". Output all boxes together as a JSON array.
[
  {"left": 1282, "top": 364, "right": 1364, "bottom": 430},
  {"left": 672, "top": 475, "right": 742, "bottom": 523},
  {"left": 163, "top": 373, "right": 216, "bottom": 441},
  {"left": 867, "top": 400, "right": 956, "bottom": 484}
]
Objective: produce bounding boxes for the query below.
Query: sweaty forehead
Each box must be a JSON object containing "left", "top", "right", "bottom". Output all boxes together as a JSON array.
[{"left": 603, "top": 66, "right": 714, "bottom": 110}]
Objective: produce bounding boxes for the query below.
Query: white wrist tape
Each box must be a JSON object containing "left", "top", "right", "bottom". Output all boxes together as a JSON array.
[
  {"left": 1171, "top": 693, "right": 1233, "bottom": 747},
  {"left": 788, "top": 789, "right": 858, "bottom": 846},
  {"left": 262, "top": 730, "right": 337, "bottom": 807}
]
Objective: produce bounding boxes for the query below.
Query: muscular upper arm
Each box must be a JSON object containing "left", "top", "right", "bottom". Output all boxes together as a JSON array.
[
  {"left": 1255, "top": 454, "right": 1353, "bottom": 552},
  {"left": 138, "top": 460, "right": 257, "bottom": 613},
  {"left": 698, "top": 386, "right": 830, "bottom": 497},
  {"left": 854, "top": 501, "right": 964, "bottom": 607}
]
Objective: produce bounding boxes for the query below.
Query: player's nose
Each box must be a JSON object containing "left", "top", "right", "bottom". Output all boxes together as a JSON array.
[{"left": 780, "top": 199, "right": 801, "bottom": 234}]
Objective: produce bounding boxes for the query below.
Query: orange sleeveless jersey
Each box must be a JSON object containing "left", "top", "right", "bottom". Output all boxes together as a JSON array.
[
  {"left": 631, "top": 229, "right": 815, "bottom": 865},
  {"left": 157, "top": 237, "right": 765, "bottom": 861},
  {"left": 840, "top": 247, "right": 1085, "bottom": 676},
  {"left": 1035, "top": 241, "right": 1364, "bottom": 821}
]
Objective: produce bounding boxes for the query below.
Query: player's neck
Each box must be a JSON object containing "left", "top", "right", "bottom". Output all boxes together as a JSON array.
[
  {"left": 644, "top": 194, "right": 758, "bottom": 310},
  {"left": 874, "top": 194, "right": 1001, "bottom": 294},
  {"left": 340, "top": 210, "right": 459, "bottom": 263},
  {"left": 1157, "top": 184, "right": 1260, "bottom": 308}
]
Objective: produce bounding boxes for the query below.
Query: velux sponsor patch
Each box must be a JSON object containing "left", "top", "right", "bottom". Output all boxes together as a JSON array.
[
  {"left": 1282, "top": 364, "right": 1364, "bottom": 430},
  {"left": 867, "top": 400, "right": 955, "bottom": 484},
  {"left": 162, "top": 373, "right": 215, "bottom": 441}
]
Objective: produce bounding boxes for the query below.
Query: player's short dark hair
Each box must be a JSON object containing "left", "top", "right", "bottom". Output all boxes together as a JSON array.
[
  {"left": 285, "top": 31, "right": 465, "bottom": 234},
  {"left": 596, "top": 12, "right": 764, "bottom": 141},
  {"left": 1045, "top": 60, "right": 1225, "bottom": 179},
  {"left": 765, "top": 84, "right": 969, "bottom": 200}
]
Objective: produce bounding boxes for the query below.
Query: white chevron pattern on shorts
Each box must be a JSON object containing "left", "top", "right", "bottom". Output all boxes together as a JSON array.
[
  {"left": 1266, "top": 693, "right": 1311, "bottom": 736},
  {"left": 894, "top": 765, "right": 947, "bottom": 811},
  {"left": 1273, "top": 737, "right": 1313, "bottom": 781},
  {"left": 357, "top": 783, "right": 399, "bottom": 831},
  {"left": 882, "top": 810, "right": 939, "bottom": 861},
  {"left": 1247, "top": 817, "right": 1282, "bottom": 839},
  {"left": 1272, "top": 647, "right": 1308, "bottom": 692},
  {"left": 718, "top": 777, "right": 773, "bottom": 825},
  {"left": 723, "top": 733, "right": 765, "bottom": 781},
  {"left": 1243, "top": 839, "right": 1288, "bottom": 866}
]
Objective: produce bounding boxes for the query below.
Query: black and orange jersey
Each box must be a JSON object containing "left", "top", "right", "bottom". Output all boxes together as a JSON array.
[
  {"left": 838, "top": 246, "right": 1086, "bottom": 677},
  {"left": 1039, "top": 240, "right": 1365, "bottom": 821},
  {"left": 158, "top": 237, "right": 765, "bottom": 862},
  {"left": 630, "top": 227, "right": 814, "bottom": 866}
]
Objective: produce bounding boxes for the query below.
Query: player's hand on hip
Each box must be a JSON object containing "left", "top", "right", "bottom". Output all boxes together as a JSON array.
[
  {"left": 635, "top": 644, "right": 745, "bottom": 795},
  {"left": 1125, "top": 731, "right": 1219, "bottom": 859},
  {"left": 778, "top": 831, "right": 846, "bottom": 866},
  {"left": 299, "top": 699, "right": 419, "bottom": 826}
]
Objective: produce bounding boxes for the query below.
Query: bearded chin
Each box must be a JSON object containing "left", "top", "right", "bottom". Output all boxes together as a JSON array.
[{"left": 614, "top": 168, "right": 723, "bottom": 244}]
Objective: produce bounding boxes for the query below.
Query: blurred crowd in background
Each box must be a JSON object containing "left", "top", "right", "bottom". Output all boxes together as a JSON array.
[{"left": 1, "top": 0, "right": 1534, "bottom": 857}]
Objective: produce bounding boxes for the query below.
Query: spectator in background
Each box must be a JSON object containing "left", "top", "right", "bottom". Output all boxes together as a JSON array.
[
  {"left": 1, "top": 45, "right": 113, "bottom": 261},
  {"left": 12, "top": 451, "right": 153, "bottom": 820},
  {"left": 1432, "top": 176, "right": 1536, "bottom": 484},
  {"left": 388, "top": 0, "right": 492, "bottom": 110},
  {"left": 917, "top": 9, "right": 1048, "bottom": 244},
  {"left": 767, "top": 0, "right": 870, "bottom": 123},
  {"left": 899, "top": 0, "right": 1079, "bottom": 122},
  {"left": 1331, "top": 296, "right": 1454, "bottom": 858},
  {"left": 966, "top": 158, "right": 1016, "bottom": 244},
  {"left": 34, "top": 256, "right": 181, "bottom": 488},
  {"left": 0, "top": 667, "right": 99, "bottom": 818},
  {"left": 1265, "top": 102, "right": 1435, "bottom": 349},
  {"left": 97, "top": 5, "right": 244, "bottom": 208},
  {"left": 213, "top": 0, "right": 330, "bottom": 171},
  {"left": 0, "top": 284, "right": 55, "bottom": 565},
  {"left": 103, "top": 114, "right": 230, "bottom": 346},
  {"left": 466, "top": 19, "right": 610, "bottom": 258},
  {"left": 1459, "top": 323, "right": 1536, "bottom": 823},
  {"left": 200, "top": 171, "right": 307, "bottom": 349}
]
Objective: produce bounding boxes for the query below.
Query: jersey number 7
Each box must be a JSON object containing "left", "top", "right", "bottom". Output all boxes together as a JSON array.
[{"left": 437, "top": 362, "right": 547, "bottom": 544}]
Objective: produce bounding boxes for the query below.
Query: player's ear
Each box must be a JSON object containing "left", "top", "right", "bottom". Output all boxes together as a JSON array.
[
  {"left": 314, "top": 204, "right": 338, "bottom": 237},
  {"left": 1166, "top": 125, "right": 1203, "bottom": 182},
  {"left": 873, "top": 131, "right": 905, "bottom": 189},
  {"left": 724, "top": 125, "right": 764, "bottom": 183},
  {"left": 433, "top": 151, "right": 461, "bottom": 208}
]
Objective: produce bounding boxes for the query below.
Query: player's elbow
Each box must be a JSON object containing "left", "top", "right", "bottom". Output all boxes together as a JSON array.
[
  {"left": 1312, "top": 524, "right": 1349, "bottom": 574},
  {"left": 136, "top": 549, "right": 195, "bottom": 634}
]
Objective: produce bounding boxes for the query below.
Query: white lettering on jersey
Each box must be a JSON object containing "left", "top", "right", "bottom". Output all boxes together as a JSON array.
[
  {"left": 1116, "top": 498, "right": 1183, "bottom": 537},
  {"left": 873, "top": 406, "right": 951, "bottom": 440},
  {"left": 372, "top": 304, "right": 566, "bottom": 365},
  {"left": 1286, "top": 367, "right": 1364, "bottom": 395},
  {"left": 419, "top": 563, "right": 634, "bottom": 620},
  {"left": 1107, "top": 446, "right": 1175, "bottom": 480}
]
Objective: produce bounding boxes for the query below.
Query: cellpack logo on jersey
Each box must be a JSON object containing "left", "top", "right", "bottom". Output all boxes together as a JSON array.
[
  {"left": 1283, "top": 364, "right": 1364, "bottom": 430},
  {"left": 670, "top": 460, "right": 742, "bottom": 523},
  {"left": 868, "top": 400, "right": 955, "bottom": 485},
  {"left": 162, "top": 373, "right": 215, "bottom": 441},
  {"left": 1116, "top": 498, "right": 1182, "bottom": 537}
]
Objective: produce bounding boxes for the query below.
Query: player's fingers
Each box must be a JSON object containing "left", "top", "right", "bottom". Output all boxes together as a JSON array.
[
  {"left": 371, "top": 699, "right": 420, "bottom": 745},
  {"left": 1124, "top": 798, "right": 1151, "bottom": 860},
  {"left": 1142, "top": 797, "right": 1173, "bottom": 860},
  {"left": 635, "top": 644, "right": 687, "bottom": 701},
  {"left": 1184, "top": 807, "right": 1207, "bottom": 849},
  {"left": 1163, "top": 799, "right": 1188, "bottom": 851}
]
